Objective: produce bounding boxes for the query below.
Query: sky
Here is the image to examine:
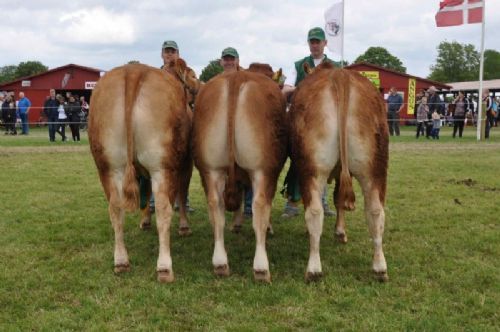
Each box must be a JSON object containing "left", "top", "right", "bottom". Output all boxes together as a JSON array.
[{"left": 1, "top": 0, "right": 499, "bottom": 80}]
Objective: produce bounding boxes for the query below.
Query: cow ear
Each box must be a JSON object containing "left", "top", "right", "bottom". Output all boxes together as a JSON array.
[
  {"left": 303, "top": 62, "right": 313, "bottom": 75},
  {"left": 175, "top": 58, "right": 187, "bottom": 72}
]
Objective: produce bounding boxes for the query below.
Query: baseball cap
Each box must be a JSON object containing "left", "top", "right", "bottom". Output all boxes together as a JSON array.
[
  {"left": 162, "top": 40, "right": 179, "bottom": 50},
  {"left": 307, "top": 27, "right": 326, "bottom": 41},
  {"left": 221, "top": 47, "right": 239, "bottom": 58}
]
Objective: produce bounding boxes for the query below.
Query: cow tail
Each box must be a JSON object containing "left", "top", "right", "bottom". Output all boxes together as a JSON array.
[
  {"left": 333, "top": 70, "right": 355, "bottom": 211},
  {"left": 224, "top": 76, "right": 243, "bottom": 211},
  {"left": 122, "top": 66, "right": 142, "bottom": 211}
]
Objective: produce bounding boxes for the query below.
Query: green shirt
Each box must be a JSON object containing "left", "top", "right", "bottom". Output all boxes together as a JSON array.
[{"left": 294, "top": 55, "right": 338, "bottom": 86}]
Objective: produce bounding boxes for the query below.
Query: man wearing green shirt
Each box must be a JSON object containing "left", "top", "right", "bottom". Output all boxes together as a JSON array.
[{"left": 282, "top": 27, "right": 337, "bottom": 218}]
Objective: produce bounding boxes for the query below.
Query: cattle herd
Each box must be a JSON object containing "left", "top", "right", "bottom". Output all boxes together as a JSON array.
[{"left": 88, "top": 59, "right": 389, "bottom": 284}]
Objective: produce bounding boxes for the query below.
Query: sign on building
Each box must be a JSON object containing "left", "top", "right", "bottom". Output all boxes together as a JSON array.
[
  {"left": 359, "top": 71, "right": 380, "bottom": 88},
  {"left": 85, "top": 81, "right": 97, "bottom": 90}
]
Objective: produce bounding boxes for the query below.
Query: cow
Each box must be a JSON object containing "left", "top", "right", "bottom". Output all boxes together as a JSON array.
[
  {"left": 192, "top": 64, "right": 287, "bottom": 282},
  {"left": 288, "top": 62, "right": 389, "bottom": 282},
  {"left": 88, "top": 60, "right": 199, "bottom": 283}
]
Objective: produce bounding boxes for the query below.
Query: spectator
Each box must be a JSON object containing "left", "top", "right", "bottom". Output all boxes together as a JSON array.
[
  {"left": 483, "top": 89, "right": 495, "bottom": 139},
  {"left": 80, "top": 96, "right": 89, "bottom": 130},
  {"left": 386, "top": 87, "right": 403, "bottom": 136},
  {"left": 281, "top": 27, "right": 338, "bottom": 218},
  {"left": 452, "top": 91, "right": 469, "bottom": 138},
  {"left": 426, "top": 86, "right": 443, "bottom": 139},
  {"left": 66, "top": 95, "right": 81, "bottom": 141},
  {"left": 416, "top": 96, "right": 428, "bottom": 139},
  {"left": 0, "top": 93, "right": 6, "bottom": 134},
  {"left": 56, "top": 95, "right": 68, "bottom": 141},
  {"left": 2, "top": 94, "right": 17, "bottom": 135},
  {"left": 18, "top": 92, "right": 31, "bottom": 135},
  {"left": 431, "top": 110, "right": 441, "bottom": 139},
  {"left": 43, "top": 89, "right": 59, "bottom": 142}
]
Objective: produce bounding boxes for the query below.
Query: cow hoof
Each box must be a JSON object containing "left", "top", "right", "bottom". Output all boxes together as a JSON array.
[
  {"left": 231, "top": 224, "right": 242, "bottom": 234},
  {"left": 157, "top": 269, "right": 175, "bottom": 283},
  {"left": 214, "top": 264, "right": 230, "bottom": 277},
  {"left": 140, "top": 221, "right": 152, "bottom": 230},
  {"left": 178, "top": 226, "right": 192, "bottom": 237},
  {"left": 114, "top": 263, "right": 130, "bottom": 274},
  {"left": 305, "top": 271, "right": 323, "bottom": 283},
  {"left": 374, "top": 271, "right": 389, "bottom": 282},
  {"left": 335, "top": 231, "right": 348, "bottom": 244},
  {"left": 253, "top": 269, "right": 271, "bottom": 283}
]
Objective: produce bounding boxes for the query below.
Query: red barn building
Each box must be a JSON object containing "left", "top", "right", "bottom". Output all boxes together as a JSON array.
[
  {"left": 346, "top": 62, "right": 451, "bottom": 122},
  {"left": 0, "top": 64, "right": 103, "bottom": 125}
]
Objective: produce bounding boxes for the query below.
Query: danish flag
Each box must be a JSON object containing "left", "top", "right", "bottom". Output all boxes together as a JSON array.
[{"left": 435, "top": 0, "right": 484, "bottom": 27}]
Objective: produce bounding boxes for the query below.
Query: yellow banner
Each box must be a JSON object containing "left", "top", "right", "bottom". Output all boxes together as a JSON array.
[
  {"left": 359, "top": 71, "right": 380, "bottom": 88},
  {"left": 407, "top": 78, "right": 416, "bottom": 115}
]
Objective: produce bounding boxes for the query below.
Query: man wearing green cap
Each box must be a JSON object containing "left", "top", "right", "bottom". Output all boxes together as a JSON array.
[
  {"left": 281, "top": 27, "right": 337, "bottom": 218},
  {"left": 220, "top": 47, "right": 242, "bottom": 73},
  {"left": 140, "top": 40, "right": 196, "bottom": 215},
  {"left": 218, "top": 46, "right": 253, "bottom": 218},
  {"left": 161, "top": 40, "right": 180, "bottom": 68}
]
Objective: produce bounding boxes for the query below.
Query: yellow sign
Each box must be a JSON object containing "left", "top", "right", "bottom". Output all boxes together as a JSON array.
[
  {"left": 359, "top": 71, "right": 380, "bottom": 88},
  {"left": 407, "top": 78, "right": 416, "bottom": 115}
]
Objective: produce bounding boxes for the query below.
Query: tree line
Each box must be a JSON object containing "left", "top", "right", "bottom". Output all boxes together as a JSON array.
[{"left": 1, "top": 41, "right": 499, "bottom": 84}]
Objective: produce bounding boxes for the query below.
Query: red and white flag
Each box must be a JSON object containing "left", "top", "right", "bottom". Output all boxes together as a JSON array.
[{"left": 435, "top": 0, "right": 483, "bottom": 27}]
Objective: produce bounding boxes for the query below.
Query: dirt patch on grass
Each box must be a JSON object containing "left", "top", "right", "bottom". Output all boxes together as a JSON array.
[{"left": 447, "top": 178, "right": 499, "bottom": 192}]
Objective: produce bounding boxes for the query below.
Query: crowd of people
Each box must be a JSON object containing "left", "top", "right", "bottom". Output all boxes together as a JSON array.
[
  {"left": 0, "top": 91, "right": 32, "bottom": 135},
  {"left": 0, "top": 90, "right": 89, "bottom": 141}
]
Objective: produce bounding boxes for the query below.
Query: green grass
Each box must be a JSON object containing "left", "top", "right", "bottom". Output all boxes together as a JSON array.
[{"left": 0, "top": 126, "right": 499, "bottom": 331}]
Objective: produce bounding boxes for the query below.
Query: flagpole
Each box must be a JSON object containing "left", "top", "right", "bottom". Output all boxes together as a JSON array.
[
  {"left": 476, "top": 0, "right": 486, "bottom": 141},
  {"left": 341, "top": 1, "right": 345, "bottom": 68}
]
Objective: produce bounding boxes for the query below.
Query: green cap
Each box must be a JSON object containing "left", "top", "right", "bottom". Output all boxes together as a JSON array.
[
  {"left": 162, "top": 40, "right": 179, "bottom": 50},
  {"left": 221, "top": 47, "right": 239, "bottom": 58},
  {"left": 307, "top": 27, "right": 326, "bottom": 41}
]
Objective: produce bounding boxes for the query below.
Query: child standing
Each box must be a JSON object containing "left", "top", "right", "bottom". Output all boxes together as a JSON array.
[{"left": 431, "top": 110, "right": 441, "bottom": 139}]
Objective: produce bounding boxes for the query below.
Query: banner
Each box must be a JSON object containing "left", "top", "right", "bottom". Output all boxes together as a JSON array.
[
  {"left": 407, "top": 78, "right": 416, "bottom": 115},
  {"left": 324, "top": 1, "right": 343, "bottom": 56}
]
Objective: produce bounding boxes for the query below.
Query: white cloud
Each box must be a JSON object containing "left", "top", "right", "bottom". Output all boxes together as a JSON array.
[{"left": 59, "top": 7, "right": 136, "bottom": 45}]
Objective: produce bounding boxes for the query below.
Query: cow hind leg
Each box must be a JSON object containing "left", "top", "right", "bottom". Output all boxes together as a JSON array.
[
  {"left": 304, "top": 173, "right": 328, "bottom": 282},
  {"left": 251, "top": 172, "right": 272, "bottom": 283},
  {"left": 107, "top": 179, "right": 130, "bottom": 273},
  {"left": 358, "top": 176, "right": 388, "bottom": 282},
  {"left": 333, "top": 179, "right": 347, "bottom": 243},
  {"left": 152, "top": 172, "right": 175, "bottom": 283},
  {"left": 205, "top": 171, "right": 230, "bottom": 277}
]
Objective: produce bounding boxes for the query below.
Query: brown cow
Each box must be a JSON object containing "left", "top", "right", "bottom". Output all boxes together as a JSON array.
[
  {"left": 193, "top": 66, "right": 287, "bottom": 282},
  {"left": 289, "top": 63, "right": 389, "bottom": 282},
  {"left": 88, "top": 61, "right": 199, "bottom": 283}
]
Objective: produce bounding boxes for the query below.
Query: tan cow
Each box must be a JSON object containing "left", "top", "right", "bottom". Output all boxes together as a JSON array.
[
  {"left": 193, "top": 66, "right": 287, "bottom": 282},
  {"left": 88, "top": 61, "right": 199, "bottom": 283},
  {"left": 289, "top": 63, "right": 389, "bottom": 282}
]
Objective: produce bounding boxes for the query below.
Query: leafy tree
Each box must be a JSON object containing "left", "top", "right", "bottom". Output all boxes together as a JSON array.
[
  {"left": 428, "top": 41, "right": 479, "bottom": 82},
  {"left": 15, "top": 61, "right": 48, "bottom": 79},
  {"left": 200, "top": 59, "right": 223, "bottom": 82},
  {"left": 0, "top": 65, "right": 18, "bottom": 84},
  {"left": 354, "top": 47, "right": 406, "bottom": 73},
  {"left": 483, "top": 49, "right": 500, "bottom": 80}
]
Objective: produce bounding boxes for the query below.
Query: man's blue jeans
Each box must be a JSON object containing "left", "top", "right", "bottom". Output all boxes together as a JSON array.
[{"left": 20, "top": 112, "right": 29, "bottom": 134}]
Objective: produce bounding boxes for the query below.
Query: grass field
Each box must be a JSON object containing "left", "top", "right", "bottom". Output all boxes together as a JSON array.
[{"left": 0, "top": 126, "right": 499, "bottom": 331}]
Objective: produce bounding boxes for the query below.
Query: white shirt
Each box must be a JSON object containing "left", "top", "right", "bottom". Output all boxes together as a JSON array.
[{"left": 58, "top": 104, "right": 67, "bottom": 120}]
